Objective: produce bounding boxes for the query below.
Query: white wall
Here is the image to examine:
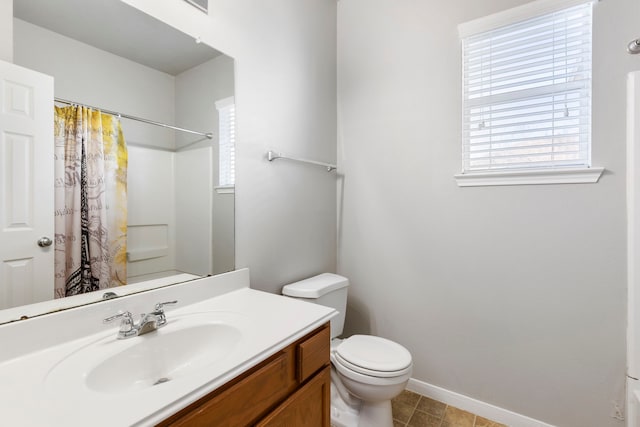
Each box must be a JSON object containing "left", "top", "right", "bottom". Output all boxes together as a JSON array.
[
  {"left": 123, "top": 0, "right": 338, "bottom": 293},
  {"left": 337, "top": 1, "right": 638, "bottom": 426}
]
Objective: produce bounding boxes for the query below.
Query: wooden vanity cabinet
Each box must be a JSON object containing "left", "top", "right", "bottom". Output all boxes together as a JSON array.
[{"left": 157, "top": 322, "right": 331, "bottom": 427}]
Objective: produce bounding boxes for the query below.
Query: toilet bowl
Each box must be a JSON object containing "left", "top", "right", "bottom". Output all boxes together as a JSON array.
[
  {"left": 282, "top": 273, "right": 413, "bottom": 427},
  {"left": 330, "top": 335, "right": 412, "bottom": 427}
]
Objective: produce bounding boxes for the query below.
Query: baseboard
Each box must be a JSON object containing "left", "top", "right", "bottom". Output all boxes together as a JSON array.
[{"left": 406, "top": 378, "right": 556, "bottom": 427}]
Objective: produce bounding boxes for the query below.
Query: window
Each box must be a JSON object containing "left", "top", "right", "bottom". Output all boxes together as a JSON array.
[
  {"left": 456, "top": 0, "right": 603, "bottom": 186},
  {"left": 216, "top": 96, "right": 235, "bottom": 189}
]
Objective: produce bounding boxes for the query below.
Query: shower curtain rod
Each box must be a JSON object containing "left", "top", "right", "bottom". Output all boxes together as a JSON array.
[{"left": 54, "top": 97, "right": 213, "bottom": 139}]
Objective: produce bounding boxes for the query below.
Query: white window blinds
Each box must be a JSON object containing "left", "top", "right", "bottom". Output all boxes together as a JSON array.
[
  {"left": 216, "top": 97, "right": 235, "bottom": 187},
  {"left": 461, "top": 1, "right": 593, "bottom": 172}
]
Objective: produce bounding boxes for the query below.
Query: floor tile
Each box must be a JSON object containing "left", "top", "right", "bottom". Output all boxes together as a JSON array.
[
  {"left": 390, "top": 390, "right": 508, "bottom": 427},
  {"left": 407, "top": 410, "right": 442, "bottom": 427},
  {"left": 442, "top": 405, "right": 475, "bottom": 427},
  {"left": 393, "top": 399, "right": 418, "bottom": 424},
  {"left": 416, "top": 396, "right": 447, "bottom": 418},
  {"left": 474, "top": 416, "right": 508, "bottom": 427},
  {"left": 394, "top": 390, "right": 422, "bottom": 407}
]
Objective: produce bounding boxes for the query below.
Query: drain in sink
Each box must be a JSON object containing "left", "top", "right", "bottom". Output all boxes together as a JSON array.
[{"left": 153, "top": 377, "right": 171, "bottom": 385}]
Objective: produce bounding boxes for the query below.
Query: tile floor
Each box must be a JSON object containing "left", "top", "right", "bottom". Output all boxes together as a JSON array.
[{"left": 391, "top": 390, "right": 508, "bottom": 427}]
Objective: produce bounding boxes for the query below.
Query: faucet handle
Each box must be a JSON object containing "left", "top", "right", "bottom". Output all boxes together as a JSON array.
[
  {"left": 152, "top": 301, "right": 177, "bottom": 328},
  {"left": 103, "top": 311, "right": 137, "bottom": 339},
  {"left": 103, "top": 310, "right": 133, "bottom": 324},
  {"left": 154, "top": 300, "right": 178, "bottom": 312}
]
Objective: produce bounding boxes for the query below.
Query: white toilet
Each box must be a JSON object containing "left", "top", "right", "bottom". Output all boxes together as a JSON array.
[{"left": 282, "top": 273, "right": 412, "bottom": 427}]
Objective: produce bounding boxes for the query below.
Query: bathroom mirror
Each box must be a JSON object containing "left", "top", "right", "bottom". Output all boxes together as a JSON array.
[{"left": 1, "top": 0, "right": 235, "bottom": 323}]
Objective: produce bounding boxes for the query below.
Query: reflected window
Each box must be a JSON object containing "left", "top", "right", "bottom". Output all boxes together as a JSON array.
[{"left": 216, "top": 97, "right": 235, "bottom": 187}]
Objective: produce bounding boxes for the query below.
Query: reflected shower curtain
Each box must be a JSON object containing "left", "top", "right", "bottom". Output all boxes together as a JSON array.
[{"left": 53, "top": 106, "right": 128, "bottom": 298}]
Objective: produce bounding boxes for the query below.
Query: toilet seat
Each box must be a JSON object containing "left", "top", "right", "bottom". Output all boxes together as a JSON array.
[{"left": 334, "top": 335, "right": 412, "bottom": 378}]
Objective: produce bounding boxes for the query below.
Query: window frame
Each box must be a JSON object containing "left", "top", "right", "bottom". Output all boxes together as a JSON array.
[{"left": 455, "top": 0, "right": 603, "bottom": 187}]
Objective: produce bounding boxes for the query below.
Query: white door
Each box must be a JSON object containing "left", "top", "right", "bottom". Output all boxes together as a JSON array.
[{"left": 0, "top": 60, "right": 54, "bottom": 309}]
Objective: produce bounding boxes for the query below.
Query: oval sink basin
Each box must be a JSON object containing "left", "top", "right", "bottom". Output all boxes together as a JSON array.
[
  {"left": 45, "top": 312, "right": 247, "bottom": 395},
  {"left": 86, "top": 323, "right": 241, "bottom": 393}
]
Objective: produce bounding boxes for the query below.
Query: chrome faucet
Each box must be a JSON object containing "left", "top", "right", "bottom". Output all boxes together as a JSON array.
[{"left": 103, "top": 300, "right": 178, "bottom": 339}]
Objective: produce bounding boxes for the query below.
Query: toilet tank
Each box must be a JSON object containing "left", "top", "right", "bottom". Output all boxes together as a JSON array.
[{"left": 282, "top": 273, "right": 349, "bottom": 339}]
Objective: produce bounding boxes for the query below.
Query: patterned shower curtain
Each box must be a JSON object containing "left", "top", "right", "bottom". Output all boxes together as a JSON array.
[{"left": 53, "top": 106, "right": 128, "bottom": 298}]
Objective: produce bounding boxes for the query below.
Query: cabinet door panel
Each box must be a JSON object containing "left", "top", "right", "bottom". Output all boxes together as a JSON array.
[{"left": 256, "top": 366, "right": 331, "bottom": 427}]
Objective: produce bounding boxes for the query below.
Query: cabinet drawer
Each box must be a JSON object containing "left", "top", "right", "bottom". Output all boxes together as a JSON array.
[
  {"left": 297, "top": 323, "right": 330, "bottom": 383},
  {"left": 159, "top": 348, "right": 296, "bottom": 427}
]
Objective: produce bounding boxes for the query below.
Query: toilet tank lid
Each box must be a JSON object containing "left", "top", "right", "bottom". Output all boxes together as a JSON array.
[{"left": 282, "top": 273, "right": 349, "bottom": 298}]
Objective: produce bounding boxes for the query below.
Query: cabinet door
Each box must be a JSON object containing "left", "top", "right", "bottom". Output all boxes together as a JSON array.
[{"left": 256, "top": 366, "right": 331, "bottom": 427}]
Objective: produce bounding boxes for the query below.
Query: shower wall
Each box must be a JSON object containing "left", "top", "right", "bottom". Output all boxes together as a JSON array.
[{"left": 126, "top": 147, "right": 177, "bottom": 279}]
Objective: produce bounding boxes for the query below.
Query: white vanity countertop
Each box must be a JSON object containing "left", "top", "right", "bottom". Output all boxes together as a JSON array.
[{"left": 0, "top": 275, "right": 335, "bottom": 426}]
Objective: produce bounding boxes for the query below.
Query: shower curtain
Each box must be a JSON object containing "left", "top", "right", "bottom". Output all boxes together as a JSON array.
[{"left": 53, "top": 106, "right": 128, "bottom": 298}]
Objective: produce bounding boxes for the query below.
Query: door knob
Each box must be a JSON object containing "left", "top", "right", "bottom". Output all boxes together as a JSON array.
[{"left": 37, "top": 237, "right": 53, "bottom": 247}]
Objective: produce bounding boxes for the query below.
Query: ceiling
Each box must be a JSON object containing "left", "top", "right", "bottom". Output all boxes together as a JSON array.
[{"left": 13, "top": 0, "right": 223, "bottom": 76}]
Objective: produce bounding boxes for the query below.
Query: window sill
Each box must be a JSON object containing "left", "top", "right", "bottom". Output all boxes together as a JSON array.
[
  {"left": 454, "top": 167, "right": 605, "bottom": 187},
  {"left": 215, "top": 186, "right": 235, "bottom": 194}
]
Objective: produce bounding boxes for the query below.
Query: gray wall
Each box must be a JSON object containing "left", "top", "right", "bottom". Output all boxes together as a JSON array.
[
  {"left": 337, "top": 0, "right": 637, "bottom": 426},
  {"left": 231, "top": 2, "right": 338, "bottom": 292}
]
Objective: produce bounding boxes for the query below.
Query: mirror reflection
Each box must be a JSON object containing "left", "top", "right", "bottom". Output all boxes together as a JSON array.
[{"left": 1, "top": 0, "right": 235, "bottom": 319}]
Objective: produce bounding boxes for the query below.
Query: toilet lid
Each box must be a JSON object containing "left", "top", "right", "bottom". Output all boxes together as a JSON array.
[{"left": 335, "top": 335, "right": 412, "bottom": 376}]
